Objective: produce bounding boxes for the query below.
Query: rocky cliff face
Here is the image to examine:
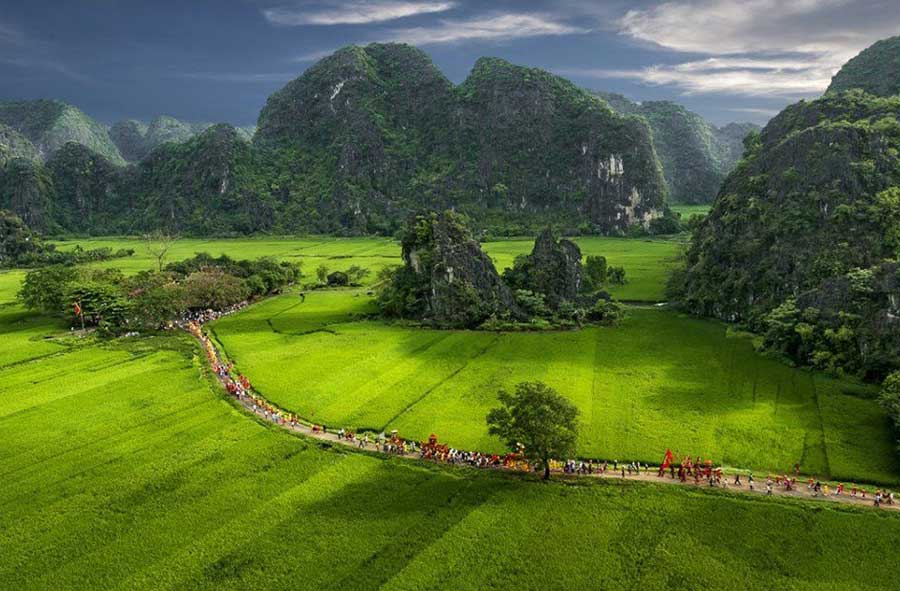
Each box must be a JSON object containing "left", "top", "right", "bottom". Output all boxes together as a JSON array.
[
  {"left": 129, "top": 124, "right": 271, "bottom": 234},
  {"left": 395, "top": 211, "right": 522, "bottom": 327},
  {"left": 47, "top": 143, "right": 124, "bottom": 231},
  {"left": 108, "top": 120, "right": 148, "bottom": 162},
  {"left": 827, "top": 35, "right": 900, "bottom": 98},
  {"left": 257, "top": 44, "right": 668, "bottom": 234},
  {"left": 0, "top": 159, "right": 54, "bottom": 231},
  {"left": 671, "top": 90, "right": 900, "bottom": 325},
  {"left": 0, "top": 99, "right": 124, "bottom": 165},
  {"left": 0, "top": 124, "right": 41, "bottom": 166},
  {"left": 504, "top": 228, "right": 583, "bottom": 308},
  {"left": 594, "top": 92, "right": 759, "bottom": 204}
]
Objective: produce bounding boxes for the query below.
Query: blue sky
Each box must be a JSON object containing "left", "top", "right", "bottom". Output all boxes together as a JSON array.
[{"left": 1, "top": 0, "right": 898, "bottom": 126}]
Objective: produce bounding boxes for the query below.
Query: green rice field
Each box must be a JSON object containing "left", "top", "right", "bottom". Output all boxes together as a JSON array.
[
  {"left": 670, "top": 203, "right": 711, "bottom": 219},
  {"left": 212, "top": 291, "right": 899, "bottom": 485},
  {"left": 2, "top": 322, "right": 899, "bottom": 590},
  {"left": 53, "top": 235, "right": 683, "bottom": 302}
]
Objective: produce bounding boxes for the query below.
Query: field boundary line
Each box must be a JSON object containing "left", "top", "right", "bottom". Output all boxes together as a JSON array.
[{"left": 376, "top": 333, "right": 503, "bottom": 432}]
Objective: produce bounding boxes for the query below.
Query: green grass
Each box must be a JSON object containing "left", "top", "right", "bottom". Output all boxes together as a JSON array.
[
  {"left": 213, "top": 292, "right": 898, "bottom": 485},
  {"left": 51, "top": 235, "right": 682, "bottom": 301},
  {"left": 2, "top": 330, "right": 899, "bottom": 590},
  {"left": 670, "top": 204, "right": 711, "bottom": 219},
  {"left": 485, "top": 236, "right": 683, "bottom": 301}
]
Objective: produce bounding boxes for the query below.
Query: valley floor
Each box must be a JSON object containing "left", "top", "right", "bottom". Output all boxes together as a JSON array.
[
  {"left": 2, "top": 328, "right": 900, "bottom": 590},
  {"left": 2, "top": 234, "right": 899, "bottom": 589}
]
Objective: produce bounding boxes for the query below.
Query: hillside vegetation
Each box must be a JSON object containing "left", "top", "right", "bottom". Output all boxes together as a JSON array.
[
  {"left": 1, "top": 44, "right": 674, "bottom": 236},
  {"left": 672, "top": 38, "right": 900, "bottom": 383},
  {"left": 0, "top": 99, "right": 124, "bottom": 165},
  {"left": 596, "top": 92, "right": 759, "bottom": 204},
  {"left": 828, "top": 35, "right": 900, "bottom": 98},
  {"left": 109, "top": 115, "right": 254, "bottom": 162}
]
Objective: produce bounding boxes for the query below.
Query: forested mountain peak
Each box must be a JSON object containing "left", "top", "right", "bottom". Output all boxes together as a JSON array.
[
  {"left": 0, "top": 99, "right": 125, "bottom": 165},
  {"left": 109, "top": 115, "right": 252, "bottom": 163},
  {"left": 671, "top": 88, "right": 900, "bottom": 378},
  {"left": 256, "top": 43, "right": 668, "bottom": 234},
  {"left": 827, "top": 35, "right": 900, "bottom": 98}
]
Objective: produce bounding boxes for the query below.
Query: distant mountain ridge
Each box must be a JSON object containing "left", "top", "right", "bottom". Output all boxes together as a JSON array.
[
  {"left": 1, "top": 43, "right": 677, "bottom": 235},
  {"left": 255, "top": 44, "right": 669, "bottom": 235},
  {"left": 594, "top": 92, "right": 759, "bottom": 204},
  {"left": 109, "top": 116, "right": 255, "bottom": 162},
  {"left": 0, "top": 99, "right": 125, "bottom": 165}
]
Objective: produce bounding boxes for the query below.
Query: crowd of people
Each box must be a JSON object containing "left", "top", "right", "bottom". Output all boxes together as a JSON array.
[{"left": 185, "top": 315, "right": 897, "bottom": 511}]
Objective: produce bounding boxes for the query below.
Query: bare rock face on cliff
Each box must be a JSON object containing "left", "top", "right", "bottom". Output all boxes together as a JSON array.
[
  {"left": 256, "top": 43, "right": 668, "bottom": 234},
  {"left": 382, "top": 211, "right": 522, "bottom": 328},
  {"left": 503, "top": 228, "right": 583, "bottom": 309}
]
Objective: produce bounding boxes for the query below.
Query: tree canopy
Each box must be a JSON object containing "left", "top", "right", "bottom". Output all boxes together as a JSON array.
[{"left": 486, "top": 381, "right": 579, "bottom": 480}]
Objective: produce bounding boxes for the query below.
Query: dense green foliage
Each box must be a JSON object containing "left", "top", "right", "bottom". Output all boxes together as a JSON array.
[
  {"left": 18, "top": 254, "right": 299, "bottom": 330},
  {"left": 254, "top": 44, "right": 668, "bottom": 235},
  {"left": 487, "top": 381, "right": 579, "bottom": 479},
  {"left": 596, "top": 92, "right": 759, "bottom": 204},
  {"left": 0, "top": 209, "right": 132, "bottom": 268},
  {"left": 378, "top": 211, "right": 522, "bottom": 328},
  {"left": 0, "top": 99, "right": 124, "bottom": 164},
  {"left": 379, "top": 214, "right": 623, "bottom": 328},
  {"left": 0, "top": 46, "right": 672, "bottom": 236},
  {"left": 671, "top": 90, "right": 900, "bottom": 380},
  {"left": 828, "top": 35, "right": 900, "bottom": 98},
  {"left": 108, "top": 115, "right": 255, "bottom": 162}
]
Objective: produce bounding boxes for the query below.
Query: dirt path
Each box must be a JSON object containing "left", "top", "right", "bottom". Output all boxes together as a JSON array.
[{"left": 189, "top": 319, "right": 899, "bottom": 513}]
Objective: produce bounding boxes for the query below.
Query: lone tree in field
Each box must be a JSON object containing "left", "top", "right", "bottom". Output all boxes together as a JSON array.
[
  {"left": 143, "top": 231, "right": 178, "bottom": 272},
  {"left": 486, "top": 381, "right": 579, "bottom": 480}
]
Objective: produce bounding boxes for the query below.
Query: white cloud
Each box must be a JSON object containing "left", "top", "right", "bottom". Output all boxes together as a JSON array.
[
  {"left": 264, "top": 1, "right": 455, "bottom": 26},
  {"left": 384, "top": 13, "right": 588, "bottom": 45},
  {"left": 607, "top": 0, "right": 900, "bottom": 97},
  {"left": 565, "top": 54, "right": 836, "bottom": 97},
  {"left": 292, "top": 49, "right": 336, "bottom": 63}
]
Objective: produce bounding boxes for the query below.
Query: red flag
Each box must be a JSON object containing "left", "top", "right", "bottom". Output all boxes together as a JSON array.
[
  {"left": 73, "top": 302, "right": 82, "bottom": 316},
  {"left": 660, "top": 449, "right": 674, "bottom": 471}
]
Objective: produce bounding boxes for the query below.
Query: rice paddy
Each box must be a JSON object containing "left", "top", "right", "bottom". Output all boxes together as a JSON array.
[
  {"left": 211, "top": 291, "right": 898, "bottom": 485},
  {"left": 2, "top": 326, "right": 899, "bottom": 590},
  {"left": 52, "top": 235, "right": 683, "bottom": 302}
]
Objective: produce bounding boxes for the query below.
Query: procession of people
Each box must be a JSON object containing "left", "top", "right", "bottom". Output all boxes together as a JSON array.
[{"left": 185, "top": 310, "right": 897, "bottom": 512}]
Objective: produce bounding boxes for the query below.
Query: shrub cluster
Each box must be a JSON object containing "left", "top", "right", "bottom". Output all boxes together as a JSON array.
[
  {"left": 19, "top": 254, "right": 300, "bottom": 332},
  {"left": 0, "top": 209, "right": 133, "bottom": 268}
]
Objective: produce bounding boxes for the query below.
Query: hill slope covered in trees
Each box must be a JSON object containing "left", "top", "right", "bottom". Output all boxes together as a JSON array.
[
  {"left": 1, "top": 44, "right": 672, "bottom": 235},
  {"left": 0, "top": 100, "right": 124, "bottom": 165},
  {"left": 595, "top": 92, "right": 759, "bottom": 204},
  {"left": 670, "top": 89, "right": 900, "bottom": 379},
  {"left": 828, "top": 35, "right": 900, "bottom": 98}
]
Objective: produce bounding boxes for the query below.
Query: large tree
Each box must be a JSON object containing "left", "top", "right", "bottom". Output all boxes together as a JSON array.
[{"left": 486, "top": 381, "right": 579, "bottom": 480}]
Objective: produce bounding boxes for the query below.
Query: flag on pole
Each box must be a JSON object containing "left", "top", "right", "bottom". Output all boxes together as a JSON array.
[{"left": 660, "top": 449, "right": 674, "bottom": 471}]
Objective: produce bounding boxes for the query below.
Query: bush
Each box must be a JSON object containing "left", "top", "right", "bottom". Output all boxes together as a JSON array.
[{"left": 587, "top": 299, "right": 624, "bottom": 325}]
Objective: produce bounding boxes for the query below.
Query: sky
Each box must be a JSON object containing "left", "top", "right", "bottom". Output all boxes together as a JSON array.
[{"left": 1, "top": 0, "right": 898, "bottom": 127}]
